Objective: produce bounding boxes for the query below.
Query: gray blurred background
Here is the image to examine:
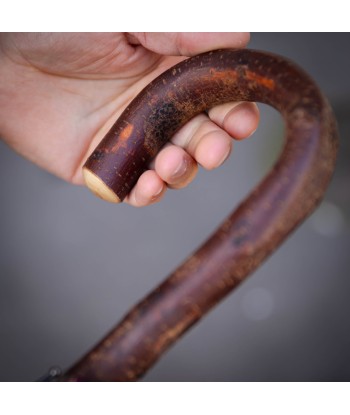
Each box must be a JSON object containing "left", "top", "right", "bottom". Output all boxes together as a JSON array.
[{"left": 0, "top": 33, "right": 349, "bottom": 382}]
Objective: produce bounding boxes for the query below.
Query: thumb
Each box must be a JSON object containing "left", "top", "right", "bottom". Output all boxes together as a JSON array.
[{"left": 128, "top": 32, "right": 250, "bottom": 57}]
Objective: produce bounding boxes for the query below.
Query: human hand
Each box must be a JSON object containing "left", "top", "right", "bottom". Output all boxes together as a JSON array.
[{"left": 0, "top": 33, "right": 259, "bottom": 206}]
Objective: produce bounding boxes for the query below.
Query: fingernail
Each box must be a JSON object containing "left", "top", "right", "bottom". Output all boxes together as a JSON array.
[
  {"left": 150, "top": 184, "right": 164, "bottom": 201},
  {"left": 218, "top": 146, "right": 232, "bottom": 166},
  {"left": 172, "top": 158, "right": 188, "bottom": 180},
  {"left": 245, "top": 126, "right": 257, "bottom": 139}
]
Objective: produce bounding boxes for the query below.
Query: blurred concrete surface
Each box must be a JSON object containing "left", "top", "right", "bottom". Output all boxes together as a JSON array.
[{"left": 0, "top": 33, "right": 349, "bottom": 381}]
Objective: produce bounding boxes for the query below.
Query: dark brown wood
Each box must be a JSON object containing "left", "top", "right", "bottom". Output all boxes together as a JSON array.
[{"left": 65, "top": 49, "right": 338, "bottom": 381}]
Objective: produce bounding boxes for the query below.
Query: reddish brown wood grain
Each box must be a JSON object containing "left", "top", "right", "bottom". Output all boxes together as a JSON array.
[{"left": 64, "top": 49, "right": 338, "bottom": 381}]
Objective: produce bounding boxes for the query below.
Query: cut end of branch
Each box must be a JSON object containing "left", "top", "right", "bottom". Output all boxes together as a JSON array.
[{"left": 83, "top": 167, "right": 121, "bottom": 204}]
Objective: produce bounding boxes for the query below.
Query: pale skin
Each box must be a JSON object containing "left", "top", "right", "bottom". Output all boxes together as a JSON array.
[{"left": 0, "top": 33, "right": 259, "bottom": 207}]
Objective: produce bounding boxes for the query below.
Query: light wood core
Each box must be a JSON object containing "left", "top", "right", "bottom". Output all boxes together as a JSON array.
[{"left": 83, "top": 167, "right": 121, "bottom": 203}]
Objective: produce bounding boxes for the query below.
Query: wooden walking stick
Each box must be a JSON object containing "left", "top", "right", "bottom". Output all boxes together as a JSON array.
[{"left": 56, "top": 49, "right": 338, "bottom": 381}]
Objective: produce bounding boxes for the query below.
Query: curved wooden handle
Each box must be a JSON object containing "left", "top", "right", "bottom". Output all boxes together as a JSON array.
[{"left": 64, "top": 49, "right": 338, "bottom": 381}]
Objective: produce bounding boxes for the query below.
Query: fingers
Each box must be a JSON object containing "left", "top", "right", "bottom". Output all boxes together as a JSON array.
[
  {"left": 208, "top": 101, "right": 260, "bottom": 140},
  {"left": 129, "top": 32, "right": 250, "bottom": 57},
  {"left": 124, "top": 147, "right": 198, "bottom": 207},
  {"left": 124, "top": 170, "right": 166, "bottom": 207},
  {"left": 124, "top": 101, "right": 259, "bottom": 207},
  {"left": 170, "top": 114, "right": 233, "bottom": 171},
  {"left": 170, "top": 101, "right": 259, "bottom": 164},
  {"left": 152, "top": 144, "right": 198, "bottom": 189}
]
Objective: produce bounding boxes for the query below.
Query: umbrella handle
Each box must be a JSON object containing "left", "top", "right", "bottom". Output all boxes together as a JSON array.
[{"left": 63, "top": 49, "right": 338, "bottom": 381}]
